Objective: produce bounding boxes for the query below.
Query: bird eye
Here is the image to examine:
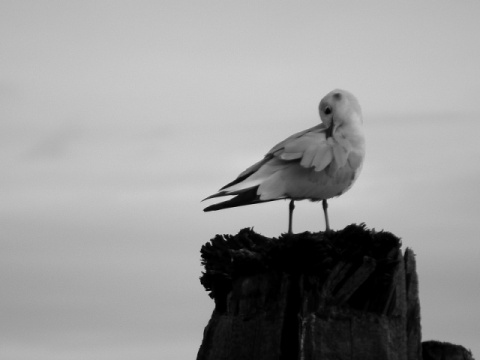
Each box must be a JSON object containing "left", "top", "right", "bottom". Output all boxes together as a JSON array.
[{"left": 324, "top": 106, "right": 332, "bottom": 115}]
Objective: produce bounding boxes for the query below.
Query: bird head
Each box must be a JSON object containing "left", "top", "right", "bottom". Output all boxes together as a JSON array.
[{"left": 319, "top": 89, "right": 362, "bottom": 136}]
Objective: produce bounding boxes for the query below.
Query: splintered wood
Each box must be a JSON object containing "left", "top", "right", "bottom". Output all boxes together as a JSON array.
[{"left": 197, "top": 225, "right": 421, "bottom": 360}]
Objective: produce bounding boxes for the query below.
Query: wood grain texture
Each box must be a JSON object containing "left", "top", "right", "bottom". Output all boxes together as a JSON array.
[{"left": 197, "top": 225, "right": 433, "bottom": 360}]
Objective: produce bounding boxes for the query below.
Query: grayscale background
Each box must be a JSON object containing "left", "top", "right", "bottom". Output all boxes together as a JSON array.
[{"left": 1, "top": 1, "right": 479, "bottom": 359}]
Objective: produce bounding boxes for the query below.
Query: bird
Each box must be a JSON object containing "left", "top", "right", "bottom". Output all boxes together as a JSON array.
[{"left": 203, "top": 89, "right": 365, "bottom": 234}]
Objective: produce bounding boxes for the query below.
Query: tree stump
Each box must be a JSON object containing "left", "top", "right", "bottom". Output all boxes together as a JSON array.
[{"left": 196, "top": 224, "right": 470, "bottom": 360}]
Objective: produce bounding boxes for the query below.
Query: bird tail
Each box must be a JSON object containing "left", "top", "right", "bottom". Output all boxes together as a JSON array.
[{"left": 203, "top": 187, "right": 275, "bottom": 211}]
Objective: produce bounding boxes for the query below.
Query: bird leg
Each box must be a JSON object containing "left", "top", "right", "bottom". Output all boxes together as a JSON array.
[
  {"left": 322, "top": 199, "right": 331, "bottom": 232},
  {"left": 288, "top": 200, "right": 295, "bottom": 234}
]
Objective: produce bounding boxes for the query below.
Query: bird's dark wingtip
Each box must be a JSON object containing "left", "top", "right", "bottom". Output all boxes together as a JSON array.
[
  {"left": 202, "top": 191, "right": 227, "bottom": 202},
  {"left": 203, "top": 204, "right": 219, "bottom": 212},
  {"left": 203, "top": 187, "right": 264, "bottom": 212}
]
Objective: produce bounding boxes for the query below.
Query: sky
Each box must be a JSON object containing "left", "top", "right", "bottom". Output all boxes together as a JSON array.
[{"left": 1, "top": 1, "right": 480, "bottom": 359}]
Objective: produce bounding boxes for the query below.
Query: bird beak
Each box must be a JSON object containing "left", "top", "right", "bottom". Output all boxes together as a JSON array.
[{"left": 326, "top": 120, "right": 334, "bottom": 138}]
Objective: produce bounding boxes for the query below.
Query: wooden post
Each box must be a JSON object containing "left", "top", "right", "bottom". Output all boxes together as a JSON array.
[
  {"left": 422, "top": 341, "right": 474, "bottom": 360},
  {"left": 196, "top": 224, "right": 470, "bottom": 360}
]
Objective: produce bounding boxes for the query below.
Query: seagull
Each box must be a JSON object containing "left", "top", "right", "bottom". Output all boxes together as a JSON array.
[{"left": 203, "top": 89, "right": 365, "bottom": 234}]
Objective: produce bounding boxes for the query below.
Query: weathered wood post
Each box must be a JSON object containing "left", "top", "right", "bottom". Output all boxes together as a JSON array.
[{"left": 196, "top": 224, "right": 472, "bottom": 360}]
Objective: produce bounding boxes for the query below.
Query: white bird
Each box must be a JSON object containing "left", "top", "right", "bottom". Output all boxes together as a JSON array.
[{"left": 203, "top": 89, "right": 365, "bottom": 234}]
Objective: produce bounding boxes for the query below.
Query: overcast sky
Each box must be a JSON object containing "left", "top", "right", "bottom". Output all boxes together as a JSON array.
[{"left": 1, "top": 1, "right": 480, "bottom": 359}]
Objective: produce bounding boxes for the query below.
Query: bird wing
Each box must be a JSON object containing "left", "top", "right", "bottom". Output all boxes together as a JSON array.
[
  {"left": 271, "top": 124, "right": 336, "bottom": 172},
  {"left": 230, "top": 123, "right": 328, "bottom": 184},
  {"left": 203, "top": 124, "right": 328, "bottom": 199},
  {"left": 266, "top": 123, "right": 327, "bottom": 155}
]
